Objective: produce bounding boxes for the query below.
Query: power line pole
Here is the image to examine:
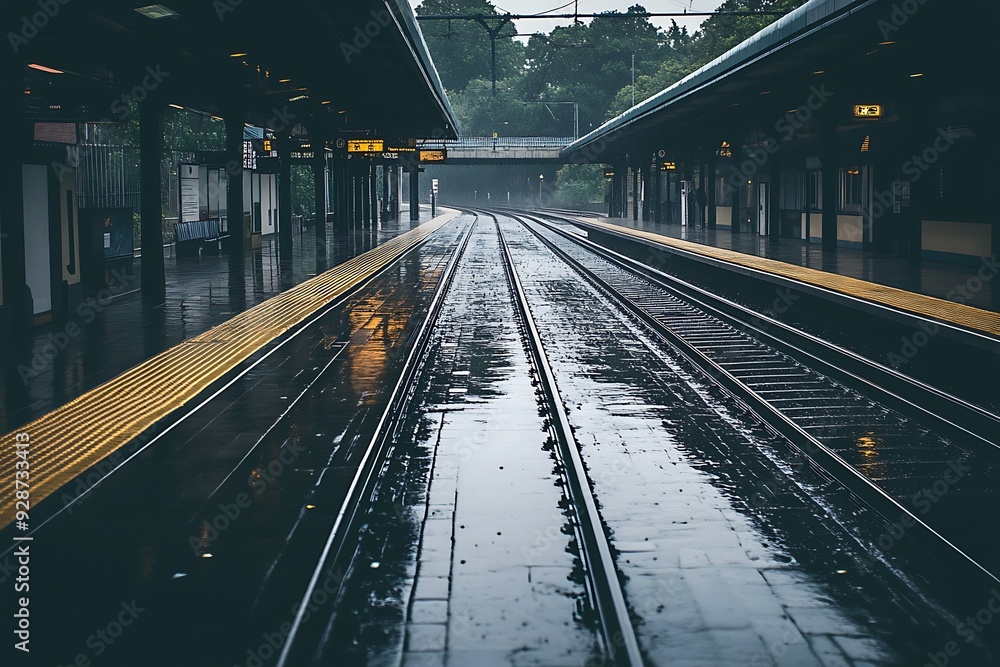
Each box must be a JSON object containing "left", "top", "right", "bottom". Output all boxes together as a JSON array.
[{"left": 471, "top": 14, "right": 514, "bottom": 97}]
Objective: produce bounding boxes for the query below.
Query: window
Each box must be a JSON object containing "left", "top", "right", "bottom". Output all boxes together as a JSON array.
[
  {"left": 840, "top": 167, "right": 863, "bottom": 213},
  {"left": 807, "top": 172, "right": 821, "bottom": 211}
]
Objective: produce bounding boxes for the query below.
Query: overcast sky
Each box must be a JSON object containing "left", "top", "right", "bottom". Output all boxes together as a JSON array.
[{"left": 408, "top": 0, "right": 727, "bottom": 42}]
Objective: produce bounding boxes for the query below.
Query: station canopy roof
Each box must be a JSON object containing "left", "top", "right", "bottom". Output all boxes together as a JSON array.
[
  {"left": 562, "top": 0, "right": 987, "bottom": 162},
  {"left": 10, "top": 0, "right": 457, "bottom": 140}
]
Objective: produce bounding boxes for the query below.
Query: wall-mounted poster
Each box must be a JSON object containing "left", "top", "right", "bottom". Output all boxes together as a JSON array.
[{"left": 80, "top": 207, "right": 134, "bottom": 261}]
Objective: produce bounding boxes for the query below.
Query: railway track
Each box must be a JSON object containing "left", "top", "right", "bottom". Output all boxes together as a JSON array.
[
  {"left": 278, "top": 206, "right": 1000, "bottom": 664},
  {"left": 277, "top": 210, "right": 644, "bottom": 666},
  {"left": 497, "top": 207, "right": 1000, "bottom": 596}
]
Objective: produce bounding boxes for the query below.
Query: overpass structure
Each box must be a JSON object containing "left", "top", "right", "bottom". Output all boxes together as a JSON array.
[{"left": 422, "top": 137, "right": 573, "bottom": 164}]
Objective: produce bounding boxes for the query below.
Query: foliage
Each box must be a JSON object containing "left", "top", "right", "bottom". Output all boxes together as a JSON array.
[
  {"left": 416, "top": 0, "right": 524, "bottom": 93},
  {"left": 553, "top": 164, "right": 607, "bottom": 208},
  {"left": 416, "top": 0, "right": 806, "bottom": 134},
  {"left": 291, "top": 166, "right": 315, "bottom": 216},
  {"left": 449, "top": 76, "right": 570, "bottom": 136},
  {"left": 520, "top": 5, "right": 665, "bottom": 135}
]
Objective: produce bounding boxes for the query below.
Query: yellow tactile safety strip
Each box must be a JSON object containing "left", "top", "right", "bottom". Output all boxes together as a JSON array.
[
  {"left": 578, "top": 217, "right": 1000, "bottom": 338},
  {"left": 0, "top": 213, "right": 458, "bottom": 529}
]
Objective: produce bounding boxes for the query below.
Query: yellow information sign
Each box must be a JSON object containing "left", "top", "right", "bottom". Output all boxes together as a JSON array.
[
  {"left": 419, "top": 149, "right": 447, "bottom": 163},
  {"left": 347, "top": 139, "right": 385, "bottom": 153},
  {"left": 853, "top": 104, "right": 883, "bottom": 119}
]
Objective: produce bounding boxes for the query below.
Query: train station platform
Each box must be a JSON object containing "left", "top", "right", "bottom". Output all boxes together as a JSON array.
[
  {"left": 0, "top": 206, "right": 458, "bottom": 532},
  {"left": 553, "top": 212, "right": 1000, "bottom": 336},
  {"left": 0, "top": 207, "right": 439, "bottom": 434}
]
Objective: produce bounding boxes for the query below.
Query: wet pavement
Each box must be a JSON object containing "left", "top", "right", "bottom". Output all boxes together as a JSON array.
[
  {"left": 569, "top": 212, "right": 998, "bottom": 312},
  {"left": 0, "top": 209, "right": 438, "bottom": 433},
  {"left": 327, "top": 215, "right": 600, "bottom": 666},
  {"left": 4, "top": 210, "right": 997, "bottom": 666},
  {"left": 0, "top": 215, "right": 467, "bottom": 667},
  {"left": 320, "top": 213, "right": 989, "bottom": 666},
  {"left": 498, "top": 215, "right": 949, "bottom": 666}
]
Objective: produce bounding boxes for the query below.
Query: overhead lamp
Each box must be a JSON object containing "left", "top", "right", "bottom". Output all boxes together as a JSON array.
[
  {"left": 211, "top": 115, "right": 223, "bottom": 121},
  {"left": 812, "top": 70, "right": 825, "bottom": 75},
  {"left": 880, "top": 40, "right": 896, "bottom": 46},
  {"left": 28, "top": 63, "right": 64, "bottom": 74},
  {"left": 278, "top": 78, "right": 292, "bottom": 83},
  {"left": 321, "top": 100, "right": 331, "bottom": 105},
  {"left": 759, "top": 91, "right": 771, "bottom": 95},
  {"left": 168, "top": 103, "right": 184, "bottom": 110},
  {"left": 289, "top": 95, "right": 308, "bottom": 102},
  {"left": 230, "top": 52, "right": 248, "bottom": 58},
  {"left": 134, "top": 4, "right": 178, "bottom": 19}
]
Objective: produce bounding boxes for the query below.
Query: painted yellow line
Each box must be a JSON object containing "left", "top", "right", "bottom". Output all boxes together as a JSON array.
[
  {"left": 0, "top": 213, "right": 459, "bottom": 528},
  {"left": 575, "top": 217, "right": 1000, "bottom": 338}
]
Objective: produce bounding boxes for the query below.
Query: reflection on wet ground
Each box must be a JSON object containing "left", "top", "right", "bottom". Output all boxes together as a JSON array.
[
  {"left": 5, "top": 210, "right": 997, "bottom": 666},
  {"left": 589, "top": 214, "right": 998, "bottom": 312},
  {"left": 533, "top": 215, "right": 1000, "bottom": 586},
  {"left": 0, "top": 214, "right": 433, "bottom": 432},
  {"left": 0, "top": 219, "right": 466, "bottom": 667},
  {"left": 330, "top": 216, "right": 600, "bottom": 665},
  {"left": 497, "top": 216, "right": 977, "bottom": 665}
]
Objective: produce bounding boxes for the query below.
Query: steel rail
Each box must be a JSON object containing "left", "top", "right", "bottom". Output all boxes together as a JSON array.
[
  {"left": 527, "top": 209, "right": 1000, "bottom": 453},
  {"left": 276, "top": 214, "right": 477, "bottom": 667},
  {"left": 485, "top": 209, "right": 644, "bottom": 666},
  {"left": 502, "top": 208, "right": 1000, "bottom": 593}
]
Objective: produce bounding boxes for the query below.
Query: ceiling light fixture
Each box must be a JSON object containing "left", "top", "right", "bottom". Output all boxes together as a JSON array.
[
  {"left": 28, "top": 63, "right": 64, "bottom": 74},
  {"left": 134, "top": 4, "right": 178, "bottom": 19}
]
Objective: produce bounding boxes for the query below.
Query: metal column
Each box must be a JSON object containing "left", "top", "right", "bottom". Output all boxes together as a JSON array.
[
  {"left": 822, "top": 130, "right": 839, "bottom": 253},
  {"left": 225, "top": 112, "right": 247, "bottom": 260},
  {"left": 0, "top": 66, "right": 31, "bottom": 334},
  {"left": 707, "top": 155, "right": 718, "bottom": 230},
  {"left": 409, "top": 168, "right": 420, "bottom": 222},
  {"left": 312, "top": 143, "right": 327, "bottom": 246},
  {"left": 369, "top": 165, "right": 379, "bottom": 228},
  {"left": 277, "top": 135, "right": 293, "bottom": 260},
  {"left": 139, "top": 101, "right": 166, "bottom": 300}
]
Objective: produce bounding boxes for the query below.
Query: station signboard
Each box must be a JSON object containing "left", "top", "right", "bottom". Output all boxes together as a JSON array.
[
  {"left": 853, "top": 104, "right": 883, "bottom": 119},
  {"left": 347, "top": 139, "right": 384, "bottom": 153},
  {"left": 419, "top": 149, "right": 447, "bottom": 163},
  {"left": 661, "top": 161, "right": 677, "bottom": 172}
]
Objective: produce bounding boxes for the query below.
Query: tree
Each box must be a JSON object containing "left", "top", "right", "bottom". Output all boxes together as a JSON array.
[
  {"left": 415, "top": 0, "right": 525, "bottom": 93},
  {"left": 554, "top": 164, "right": 607, "bottom": 208},
  {"left": 449, "top": 76, "right": 575, "bottom": 136},
  {"left": 521, "top": 6, "right": 664, "bottom": 134},
  {"left": 606, "top": 1, "right": 806, "bottom": 119}
]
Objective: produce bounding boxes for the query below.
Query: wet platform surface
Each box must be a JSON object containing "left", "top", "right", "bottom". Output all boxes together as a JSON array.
[
  {"left": 566, "top": 213, "right": 998, "bottom": 314},
  {"left": 0, "top": 208, "right": 438, "bottom": 433},
  {"left": 2, "top": 211, "right": 996, "bottom": 666},
  {"left": 0, "top": 215, "right": 468, "bottom": 667}
]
